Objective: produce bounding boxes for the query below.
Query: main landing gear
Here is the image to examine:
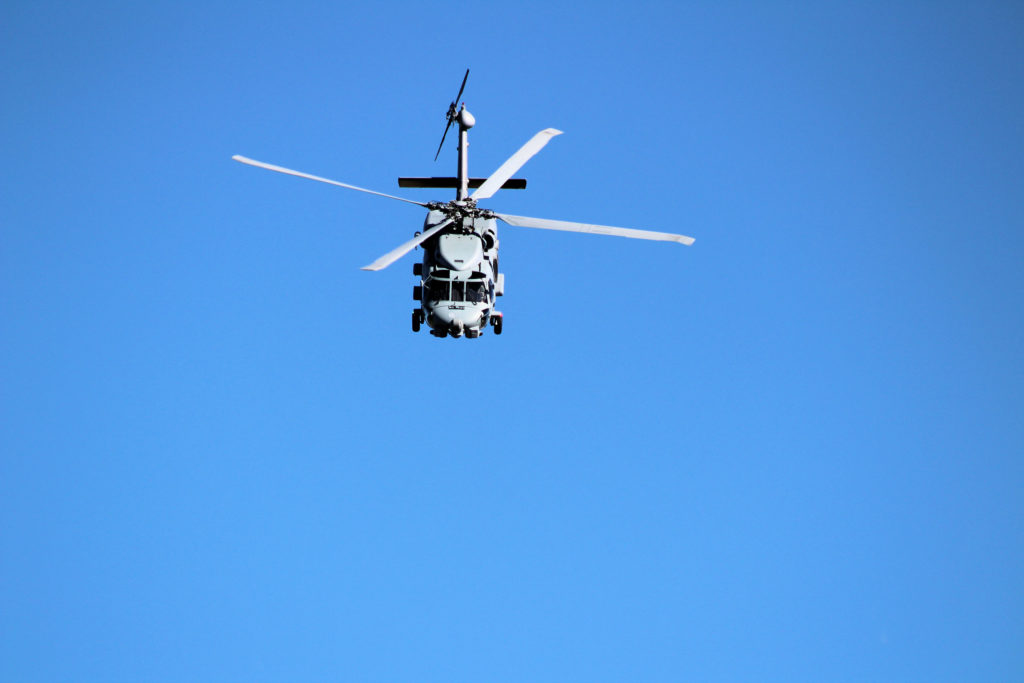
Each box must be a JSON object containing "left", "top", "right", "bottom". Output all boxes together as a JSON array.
[
  {"left": 412, "top": 309, "right": 424, "bottom": 332},
  {"left": 490, "top": 312, "right": 503, "bottom": 335}
]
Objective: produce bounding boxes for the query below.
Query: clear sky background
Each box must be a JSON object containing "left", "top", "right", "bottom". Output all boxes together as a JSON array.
[{"left": 2, "top": 1, "right": 1022, "bottom": 681}]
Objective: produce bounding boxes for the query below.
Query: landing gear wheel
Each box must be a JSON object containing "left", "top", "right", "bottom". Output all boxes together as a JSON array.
[
  {"left": 492, "top": 314, "right": 503, "bottom": 335},
  {"left": 412, "top": 309, "right": 421, "bottom": 332}
]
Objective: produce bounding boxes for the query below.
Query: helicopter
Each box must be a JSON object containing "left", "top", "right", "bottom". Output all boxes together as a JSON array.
[{"left": 233, "top": 70, "right": 694, "bottom": 338}]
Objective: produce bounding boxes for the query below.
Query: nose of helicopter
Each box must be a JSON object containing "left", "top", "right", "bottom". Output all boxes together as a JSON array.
[{"left": 431, "top": 305, "right": 483, "bottom": 335}]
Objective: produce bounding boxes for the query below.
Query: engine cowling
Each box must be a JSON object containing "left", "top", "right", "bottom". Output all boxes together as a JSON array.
[{"left": 436, "top": 233, "right": 483, "bottom": 271}]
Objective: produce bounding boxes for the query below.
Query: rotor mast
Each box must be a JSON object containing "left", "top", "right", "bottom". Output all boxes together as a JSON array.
[{"left": 456, "top": 105, "right": 475, "bottom": 200}]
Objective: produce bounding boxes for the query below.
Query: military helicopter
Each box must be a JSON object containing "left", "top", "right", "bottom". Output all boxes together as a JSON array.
[{"left": 233, "top": 70, "right": 694, "bottom": 338}]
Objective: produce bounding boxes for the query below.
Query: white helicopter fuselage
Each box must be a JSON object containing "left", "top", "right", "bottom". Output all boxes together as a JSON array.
[{"left": 414, "top": 209, "right": 503, "bottom": 338}]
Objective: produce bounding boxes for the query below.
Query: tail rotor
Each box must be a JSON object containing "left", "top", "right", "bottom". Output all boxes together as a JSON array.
[{"left": 434, "top": 68, "right": 469, "bottom": 161}]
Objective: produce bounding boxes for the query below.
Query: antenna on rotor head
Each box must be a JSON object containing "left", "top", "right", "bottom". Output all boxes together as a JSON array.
[{"left": 434, "top": 69, "right": 470, "bottom": 161}]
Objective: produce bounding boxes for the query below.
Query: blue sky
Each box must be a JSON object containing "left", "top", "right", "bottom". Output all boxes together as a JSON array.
[{"left": 2, "top": 1, "right": 1022, "bottom": 680}]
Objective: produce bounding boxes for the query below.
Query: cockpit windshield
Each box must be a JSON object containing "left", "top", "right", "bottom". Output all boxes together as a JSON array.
[
  {"left": 466, "top": 281, "right": 487, "bottom": 303},
  {"left": 426, "top": 279, "right": 448, "bottom": 302},
  {"left": 425, "top": 278, "right": 488, "bottom": 303}
]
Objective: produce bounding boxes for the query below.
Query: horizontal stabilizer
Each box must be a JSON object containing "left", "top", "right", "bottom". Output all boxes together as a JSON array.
[{"left": 398, "top": 177, "right": 526, "bottom": 190}]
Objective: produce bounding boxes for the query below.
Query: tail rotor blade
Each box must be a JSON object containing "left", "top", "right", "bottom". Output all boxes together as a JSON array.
[
  {"left": 453, "top": 68, "right": 469, "bottom": 109},
  {"left": 434, "top": 69, "right": 470, "bottom": 161},
  {"left": 434, "top": 120, "right": 453, "bottom": 161}
]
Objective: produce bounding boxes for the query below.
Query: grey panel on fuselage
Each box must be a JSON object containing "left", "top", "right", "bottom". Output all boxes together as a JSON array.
[{"left": 438, "top": 234, "right": 483, "bottom": 270}]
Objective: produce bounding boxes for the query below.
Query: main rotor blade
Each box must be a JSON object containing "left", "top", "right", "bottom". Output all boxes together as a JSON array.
[
  {"left": 494, "top": 213, "right": 695, "bottom": 245},
  {"left": 232, "top": 155, "right": 428, "bottom": 207},
  {"left": 470, "top": 128, "right": 563, "bottom": 200},
  {"left": 361, "top": 217, "right": 454, "bottom": 271}
]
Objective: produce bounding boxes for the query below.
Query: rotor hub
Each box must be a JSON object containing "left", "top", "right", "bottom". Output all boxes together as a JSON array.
[{"left": 426, "top": 199, "right": 496, "bottom": 233}]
